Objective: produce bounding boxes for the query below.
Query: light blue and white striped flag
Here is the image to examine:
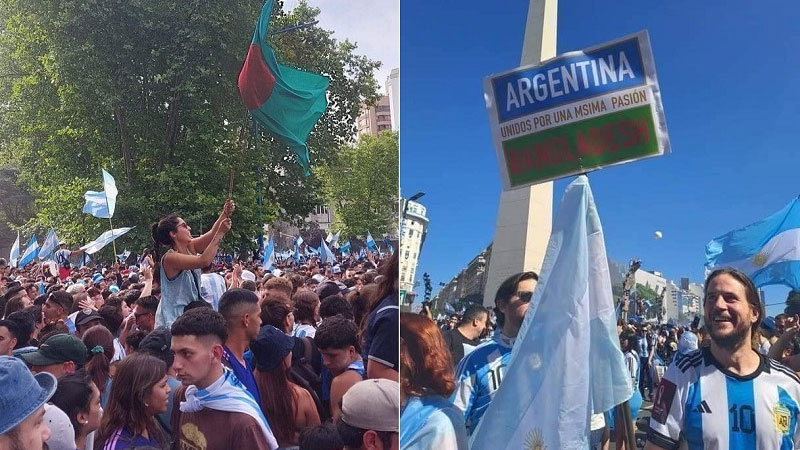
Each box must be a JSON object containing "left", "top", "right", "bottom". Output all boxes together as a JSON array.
[
  {"left": 117, "top": 249, "right": 131, "bottom": 262},
  {"left": 38, "top": 228, "right": 60, "bottom": 260},
  {"left": 470, "top": 175, "right": 633, "bottom": 450},
  {"left": 319, "top": 239, "right": 336, "bottom": 264},
  {"left": 9, "top": 232, "right": 20, "bottom": 268},
  {"left": 18, "top": 235, "right": 39, "bottom": 268},
  {"left": 339, "top": 240, "right": 351, "bottom": 256},
  {"left": 263, "top": 236, "right": 275, "bottom": 271},
  {"left": 78, "top": 252, "right": 91, "bottom": 269},
  {"left": 705, "top": 196, "right": 800, "bottom": 290},
  {"left": 329, "top": 230, "right": 340, "bottom": 246},
  {"left": 80, "top": 227, "right": 133, "bottom": 255},
  {"left": 82, "top": 169, "right": 118, "bottom": 219},
  {"left": 366, "top": 231, "right": 377, "bottom": 252}
]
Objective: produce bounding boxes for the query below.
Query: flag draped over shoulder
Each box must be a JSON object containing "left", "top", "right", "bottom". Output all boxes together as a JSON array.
[
  {"left": 9, "top": 232, "right": 20, "bottom": 268},
  {"left": 82, "top": 169, "right": 118, "bottom": 219},
  {"left": 18, "top": 235, "right": 39, "bottom": 268},
  {"left": 238, "top": 0, "right": 329, "bottom": 175},
  {"left": 80, "top": 227, "right": 133, "bottom": 255},
  {"left": 470, "top": 175, "right": 632, "bottom": 450},
  {"left": 39, "top": 228, "right": 59, "bottom": 260},
  {"left": 705, "top": 196, "right": 800, "bottom": 290}
]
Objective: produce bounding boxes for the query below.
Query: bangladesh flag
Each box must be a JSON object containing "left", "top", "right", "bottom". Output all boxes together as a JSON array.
[{"left": 239, "top": 0, "right": 329, "bottom": 175}]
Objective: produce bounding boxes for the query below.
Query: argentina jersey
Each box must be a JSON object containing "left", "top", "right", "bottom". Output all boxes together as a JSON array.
[
  {"left": 648, "top": 347, "right": 800, "bottom": 450},
  {"left": 451, "top": 333, "right": 514, "bottom": 434}
]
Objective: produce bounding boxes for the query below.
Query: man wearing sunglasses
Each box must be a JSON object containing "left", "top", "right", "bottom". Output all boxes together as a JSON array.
[{"left": 451, "top": 271, "right": 538, "bottom": 435}]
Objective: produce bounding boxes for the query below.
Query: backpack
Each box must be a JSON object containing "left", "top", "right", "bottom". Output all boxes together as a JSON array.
[{"left": 288, "top": 336, "right": 327, "bottom": 421}]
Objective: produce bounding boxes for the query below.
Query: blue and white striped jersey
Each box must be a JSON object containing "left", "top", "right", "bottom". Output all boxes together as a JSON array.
[
  {"left": 450, "top": 333, "right": 514, "bottom": 434},
  {"left": 648, "top": 347, "right": 800, "bottom": 450}
]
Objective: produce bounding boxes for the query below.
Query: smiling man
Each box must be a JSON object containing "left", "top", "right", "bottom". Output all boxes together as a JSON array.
[
  {"left": 645, "top": 268, "right": 800, "bottom": 450},
  {"left": 451, "top": 271, "right": 538, "bottom": 435}
]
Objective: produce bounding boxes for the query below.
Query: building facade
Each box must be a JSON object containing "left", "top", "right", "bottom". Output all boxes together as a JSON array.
[
  {"left": 356, "top": 95, "right": 392, "bottom": 138},
  {"left": 399, "top": 199, "right": 428, "bottom": 305}
]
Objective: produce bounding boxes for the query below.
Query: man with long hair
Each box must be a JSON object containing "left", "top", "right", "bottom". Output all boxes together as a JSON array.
[
  {"left": 645, "top": 268, "right": 800, "bottom": 449},
  {"left": 451, "top": 271, "right": 538, "bottom": 435}
]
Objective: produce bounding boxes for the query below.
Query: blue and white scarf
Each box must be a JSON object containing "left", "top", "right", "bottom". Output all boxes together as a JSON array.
[{"left": 180, "top": 368, "right": 278, "bottom": 449}]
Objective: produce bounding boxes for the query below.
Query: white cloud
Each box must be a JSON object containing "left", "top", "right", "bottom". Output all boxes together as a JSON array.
[{"left": 283, "top": 0, "right": 399, "bottom": 89}]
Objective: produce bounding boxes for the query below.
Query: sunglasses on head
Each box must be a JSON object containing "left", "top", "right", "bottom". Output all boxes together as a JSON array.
[{"left": 515, "top": 291, "right": 534, "bottom": 303}]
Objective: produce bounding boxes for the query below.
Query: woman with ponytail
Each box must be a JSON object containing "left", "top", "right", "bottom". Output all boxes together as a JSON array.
[
  {"left": 151, "top": 199, "right": 234, "bottom": 328},
  {"left": 82, "top": 324, "right": 115, "bottom": 407}
]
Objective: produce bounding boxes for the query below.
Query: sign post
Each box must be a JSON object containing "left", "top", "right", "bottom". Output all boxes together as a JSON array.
[{"left": 484, "top": 31, "right": 670, "bottom": 190}]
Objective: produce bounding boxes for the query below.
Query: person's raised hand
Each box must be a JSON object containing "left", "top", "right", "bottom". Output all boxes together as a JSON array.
[
  {"left": 141, "top": 266, "right": 153, "bottom": 282},
  {"left": 223, "top": 199, "right": 236, "bottom": 218}
]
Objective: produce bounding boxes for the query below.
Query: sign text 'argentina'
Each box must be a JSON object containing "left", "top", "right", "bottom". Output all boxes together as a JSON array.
[{"left": 484, "top": 31, "right": 670, "bottom": 190}]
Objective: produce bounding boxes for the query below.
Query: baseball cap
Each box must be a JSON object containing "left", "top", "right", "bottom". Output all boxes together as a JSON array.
[
  {"left": 75, "top": 309, "right": 103, "bottom": 327},
  {"left": 310, "top": 274, "right": 325, "bottom": 284},
  {"left": 20, "top": 334, "right": 88, "bottom": 366},
  {"left": 251, "top": 325, "right": 295, "bottom": 371},
  {"left": 341, "top": 378, "right": 399, "bottom": 432},
  {"left": 331, "top": 265, "right": 342, "bottom": 274},
  {"left": 0, "top": 356, "right": 57, "bottom": 434},
  {"left": 92, "top": 273, "right": 103, "bottom": 284},
  {"left": 44, "top": 403, "right": 77, "bottom": 450},
  {"left": 241, "top": 270, "right": 257, "bottom": 282},
  {"left": 315, "top": 281, "right": 341, "bottom": 299}
]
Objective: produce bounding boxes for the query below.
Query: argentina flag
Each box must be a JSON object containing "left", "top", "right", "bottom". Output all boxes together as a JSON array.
[
  {"left": 705, "top": 196, "right": 800, "bottom": 290},
  {"left": 38, "top": 228, "right": 59, "bottom": 260},
  {"left": 470, "top": 176, "right": 632, "bottom": 450}
]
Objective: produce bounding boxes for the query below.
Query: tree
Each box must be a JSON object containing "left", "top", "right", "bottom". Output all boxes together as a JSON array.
[
  {"left": 0, "top": 0, "right": 380, "bottom": 260},
  {"left": 316, "top": 131, "right": 398, "bottom": 240}
]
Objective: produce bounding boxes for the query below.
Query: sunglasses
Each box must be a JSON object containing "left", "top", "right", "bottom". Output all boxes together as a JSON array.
[{"left": 515, "top": 291, "right": 534, "bottom": 303}]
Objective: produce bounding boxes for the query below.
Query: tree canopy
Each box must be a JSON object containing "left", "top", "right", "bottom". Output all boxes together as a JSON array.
[
  {"left": 0, "top": 0, "right": 381, "bottom": 260},
  {"left": 316, "top": 131, "right": 399, "bottom": 240}
]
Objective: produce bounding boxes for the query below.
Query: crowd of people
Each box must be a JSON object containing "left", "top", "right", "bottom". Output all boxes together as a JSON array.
[
  {"left": 0, "top": 201, "right": 400, "bottom": 450},
  {"left": 398, "top": 267, "right": 800, "bottom": 449}
]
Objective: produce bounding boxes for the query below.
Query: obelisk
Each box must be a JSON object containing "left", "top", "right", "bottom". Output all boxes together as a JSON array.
[{"left": 482, "top": 0, "right": 556, "bottom": 307}]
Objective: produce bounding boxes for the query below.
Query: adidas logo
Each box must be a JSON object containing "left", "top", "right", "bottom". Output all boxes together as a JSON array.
[{"left": 695, "top": 400, "right": 712, "bottom": 413}]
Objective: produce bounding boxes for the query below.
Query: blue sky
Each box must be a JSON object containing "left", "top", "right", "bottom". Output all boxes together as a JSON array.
[{"left": 401, "top": 0, "right": 800, "bottom": 316}]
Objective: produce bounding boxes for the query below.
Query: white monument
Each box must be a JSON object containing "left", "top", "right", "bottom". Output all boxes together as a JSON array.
[{"left": 482, "top": 0, "right": 556, "bottom": 307}]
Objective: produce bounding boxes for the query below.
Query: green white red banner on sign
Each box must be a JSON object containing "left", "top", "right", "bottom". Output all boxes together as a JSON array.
[{"left": 484, "top": 30, "right": 670, "bottom": 190}]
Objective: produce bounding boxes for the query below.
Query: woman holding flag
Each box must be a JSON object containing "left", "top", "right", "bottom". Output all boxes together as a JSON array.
[{"left": 151, "top": 199, "right": 234, "bottom": 328}]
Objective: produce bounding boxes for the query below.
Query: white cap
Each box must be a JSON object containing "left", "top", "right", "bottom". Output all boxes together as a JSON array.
[{"left": 241, "top": 270, "right": 256, "bottom": 282}]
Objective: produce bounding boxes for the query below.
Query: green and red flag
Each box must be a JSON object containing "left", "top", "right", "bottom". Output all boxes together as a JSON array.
[{"left": 239, "top": 0, "right": 329, "bottom": 175}]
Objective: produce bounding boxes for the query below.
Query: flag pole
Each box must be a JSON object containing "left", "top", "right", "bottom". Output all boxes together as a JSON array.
[{"left": 108, "top": 218, "right": 117, "bottom": 262}]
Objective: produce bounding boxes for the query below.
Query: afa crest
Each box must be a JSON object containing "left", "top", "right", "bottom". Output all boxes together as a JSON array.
[{"left": 774, "top": 403, "right": 791, "bottom": 435}]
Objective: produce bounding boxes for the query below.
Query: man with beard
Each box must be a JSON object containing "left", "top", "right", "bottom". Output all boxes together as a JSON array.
[
  {"left": 451, "top": 271, "right": 537, "bottom": 435},
  {"left": 442, "top": 304, "right": 489, "bottom": 366},
  {"left": 646, "top": 268, "right": 800, "bottom": 450}
]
